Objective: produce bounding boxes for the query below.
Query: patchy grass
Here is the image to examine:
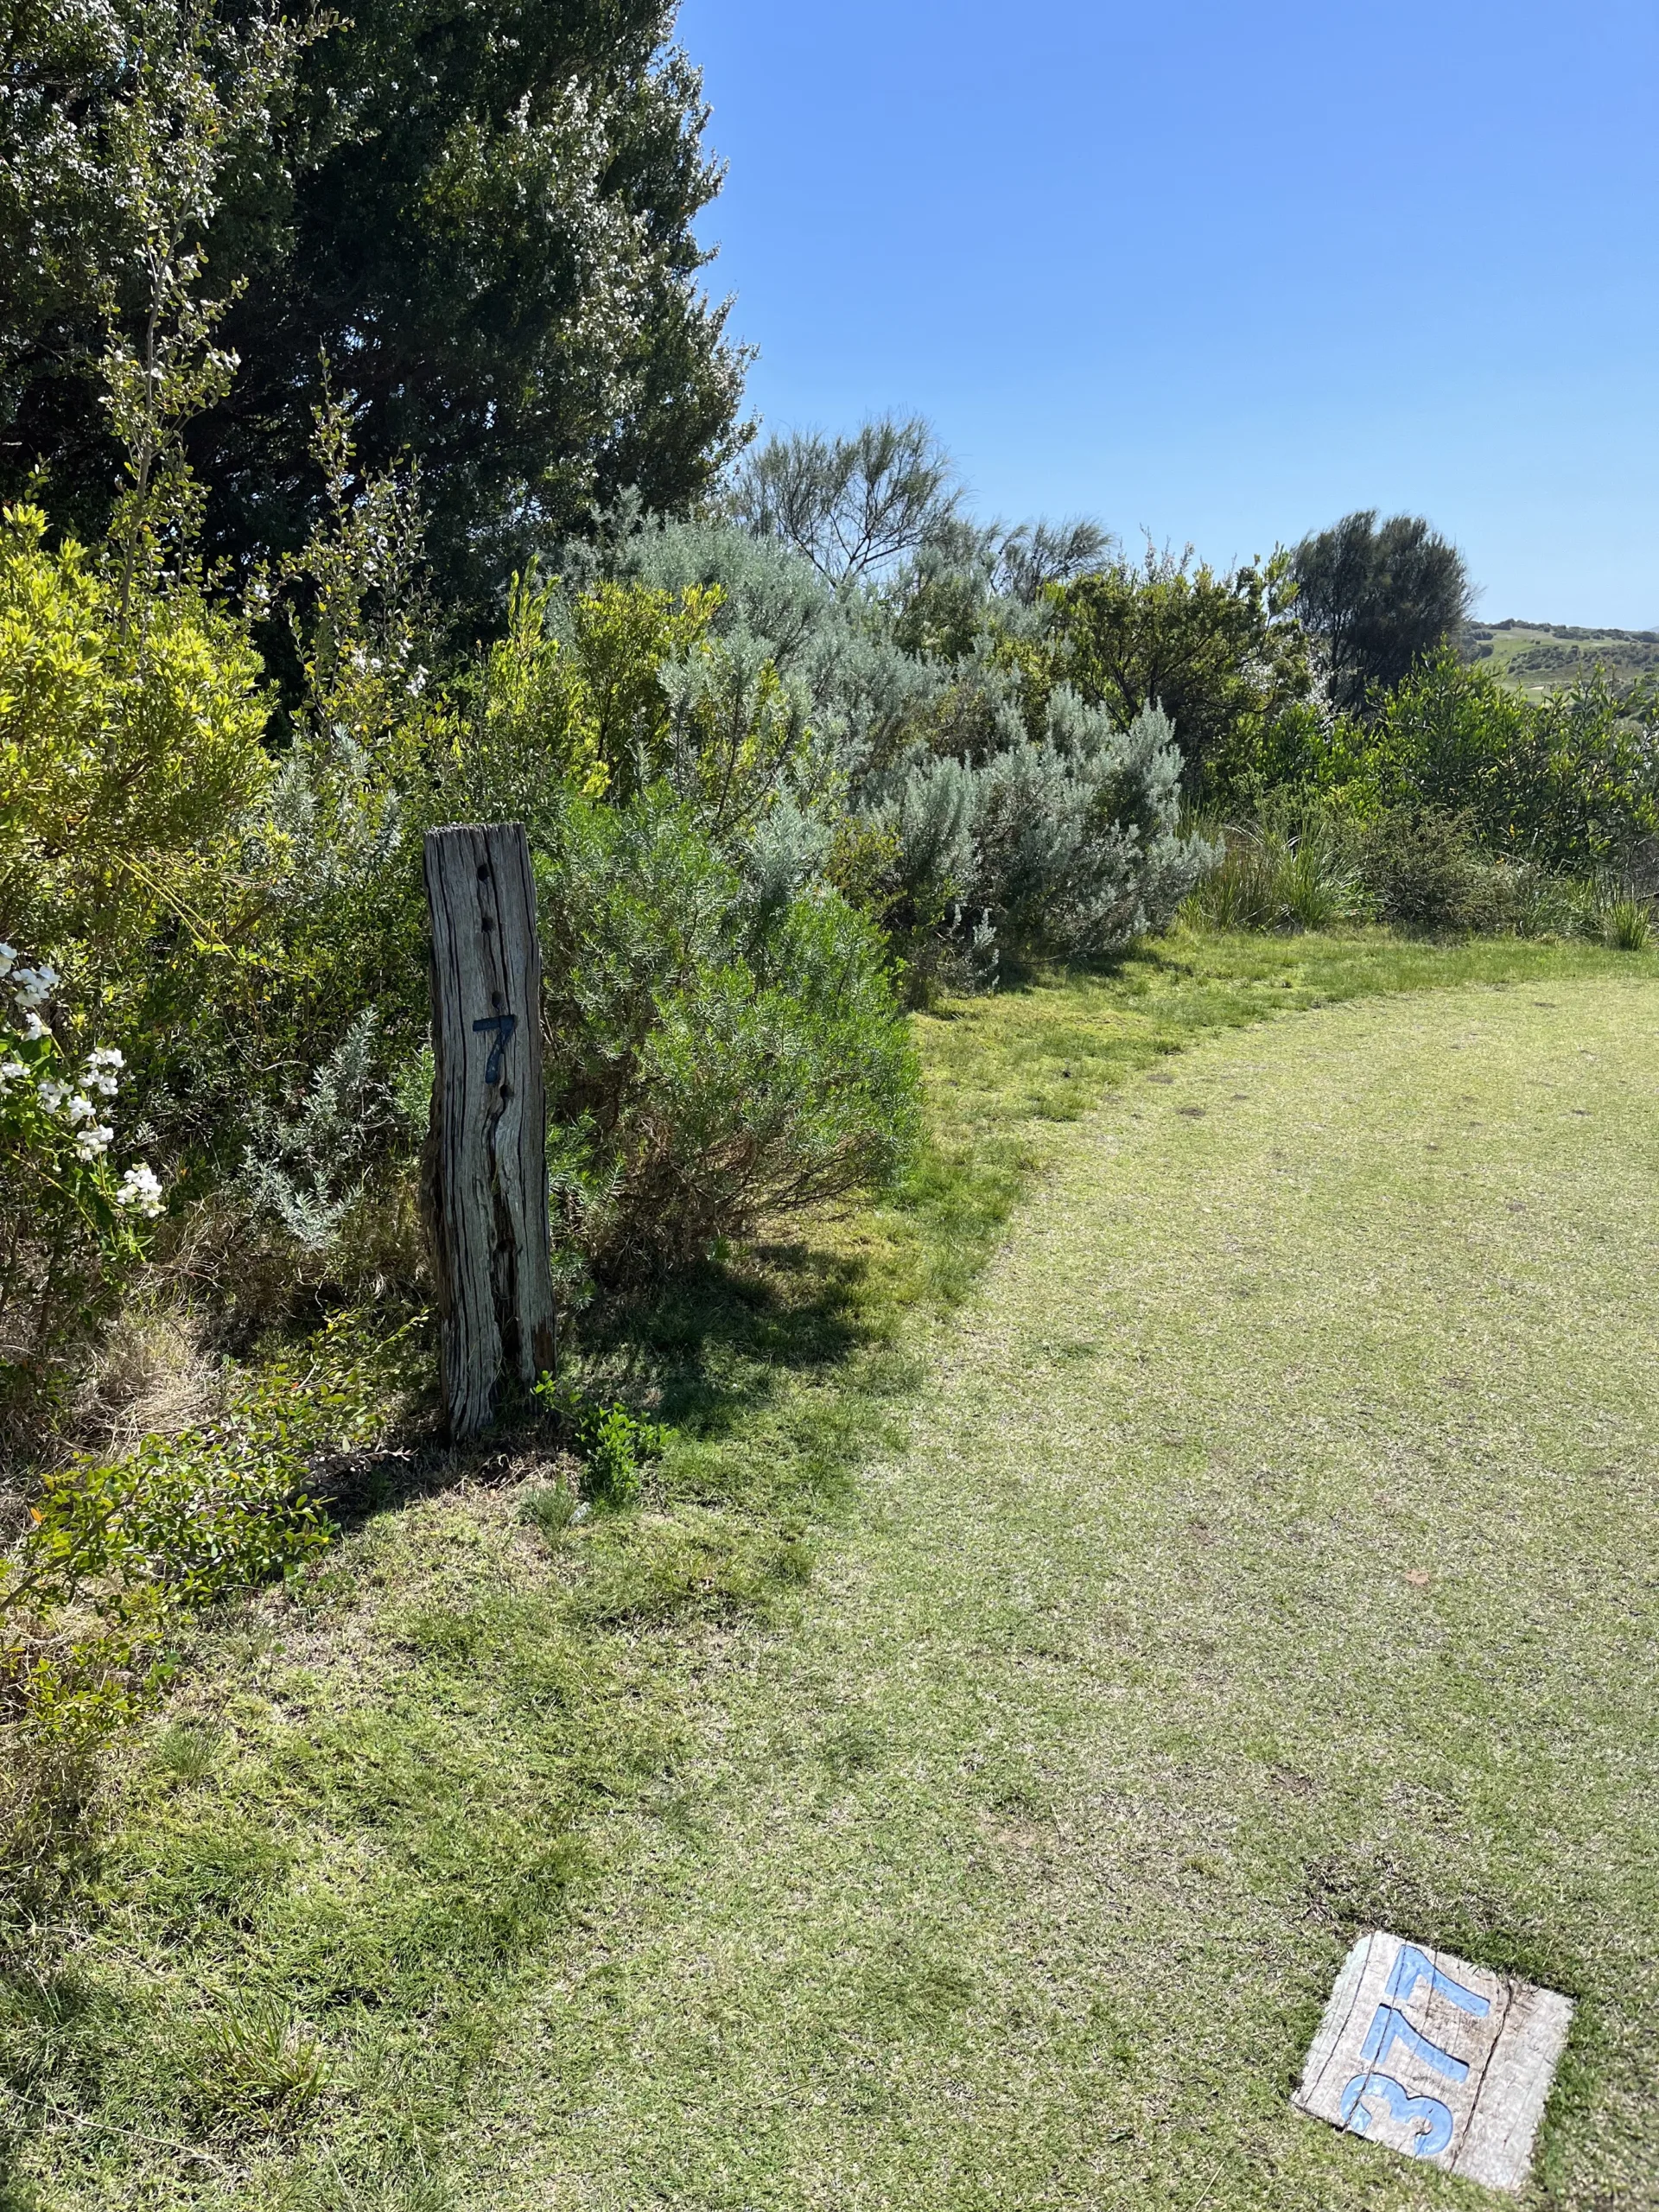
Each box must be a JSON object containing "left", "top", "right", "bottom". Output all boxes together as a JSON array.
[{"left": 2, "top": 929, "right": 1656, "bottom": 2208}]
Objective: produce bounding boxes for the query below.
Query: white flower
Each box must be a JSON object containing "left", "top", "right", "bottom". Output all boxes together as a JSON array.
[
  {"left": 67, "top": 1092, "right": 100, "bottom": 1124},
  {"left": 115, "top": 1161, "right": 164, "bottom": 1217},
  {"left": 11, "top": 964, "right": 54, "bottom": 1010},
  {"left": 73, "top": 1122, "right": 113, "bottom": 1160},
  {"left": 86, "top": 1046, "right": 124, "bottom": 1069},
  {"left": 37, "top": 1078, "right": 69, "bottom": 1113},
  {"left": 21, "top": 1012, "right": 47, "bottom": 1042},
  {"left": 0, "top": 943, "right": 14, "bottom": 978},
  {"left": 0, "top": 1058, "right": 25, "bottom": 1087}
]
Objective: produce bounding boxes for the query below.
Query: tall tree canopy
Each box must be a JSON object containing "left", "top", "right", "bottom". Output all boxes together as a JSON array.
[
  {"left": 1292, "top": 510, "right": 1473, "bottom": 715},
  {"left": 1, "top": 0, "right": 749, "bottom": 620}
]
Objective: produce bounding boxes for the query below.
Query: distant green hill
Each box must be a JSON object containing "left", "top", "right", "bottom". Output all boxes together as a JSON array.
[{"left": 1462, "top": 619, "right": 1659, "bottom": 698}]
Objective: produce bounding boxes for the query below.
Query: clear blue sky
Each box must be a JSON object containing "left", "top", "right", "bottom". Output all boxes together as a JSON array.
[{"left": 676, "top": 0, "right": 1658, "bottom": 626}]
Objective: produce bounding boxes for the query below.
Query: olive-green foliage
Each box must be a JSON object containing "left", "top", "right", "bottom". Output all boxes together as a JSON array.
[
  {"left": 533, "top": 790, "right": 920, "bottom": 1278},
  {"left": 1355, "top": 804, "right": 1484, "bottom": 934},
  {"left": 1041, "top": 544, "right": 1313, "bottom": 800},
  {"left": 1237, "top": 651, "right": 1658, "bottom": 873},
  {"left": 1357, "top": 651, "right": 1659, "bottom": 871},
  {"left": 1209, "top": 651, "right": 1659, "bottom": 939}
]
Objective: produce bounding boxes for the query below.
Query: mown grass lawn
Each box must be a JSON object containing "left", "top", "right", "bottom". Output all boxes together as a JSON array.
[{"left": 3, "top": 931, "right": 1656, "bottom": 2209}]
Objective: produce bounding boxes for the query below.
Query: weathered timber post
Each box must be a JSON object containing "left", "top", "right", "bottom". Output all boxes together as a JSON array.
[{"left": 423, "top": 821, "right": 557, "bottom": 1440}]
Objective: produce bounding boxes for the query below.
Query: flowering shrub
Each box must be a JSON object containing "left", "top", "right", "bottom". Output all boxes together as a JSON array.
[
  {"left": 0, "top": 501, "right": 277, "bottom": 1197},
  {"left": 0, "top": 944, "right": 165, "bottom": 1423}
]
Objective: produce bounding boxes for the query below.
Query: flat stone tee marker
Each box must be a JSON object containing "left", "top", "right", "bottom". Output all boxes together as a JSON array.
[{"left": 1293, "top": 1931, "right": 1573, "bottom": 2192}]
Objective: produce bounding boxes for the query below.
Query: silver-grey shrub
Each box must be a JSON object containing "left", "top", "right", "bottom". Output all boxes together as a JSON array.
[
  {"left": 969, "top": 696, "right": 1215, "bottom": 957},
  {"left": 569, "top": 513, "right": 1216, "bottom": 975}
]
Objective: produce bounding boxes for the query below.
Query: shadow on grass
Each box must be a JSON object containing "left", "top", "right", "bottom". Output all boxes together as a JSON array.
[
  {"left": 309, "top": 1235, "right": 893, "bottom": 1535},
  {"left": 581, "top": 1243, "right": 878, "bottom": 1421}
]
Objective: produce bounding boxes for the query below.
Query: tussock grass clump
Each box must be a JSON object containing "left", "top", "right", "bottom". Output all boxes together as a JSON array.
[{"left": 1602, "top": 889, "right": 1651, "bottom": 950}]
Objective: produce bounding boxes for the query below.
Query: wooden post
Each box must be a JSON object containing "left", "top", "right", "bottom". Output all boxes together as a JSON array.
[{"left": 423, "top": 821, "right": 557, "bottom": 1440}]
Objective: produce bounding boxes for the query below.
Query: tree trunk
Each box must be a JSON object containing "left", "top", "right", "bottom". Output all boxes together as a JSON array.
[{"left": 422, "top": 821, "right": 557, "bottom": 1440}]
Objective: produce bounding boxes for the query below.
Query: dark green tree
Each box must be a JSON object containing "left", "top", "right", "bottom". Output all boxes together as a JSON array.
[
  {"left": 1, "top": 0, "right": 749, "bottom": 621},
  {"left": 1292, "top": 509, "right": 1473, "bottom": 715}
]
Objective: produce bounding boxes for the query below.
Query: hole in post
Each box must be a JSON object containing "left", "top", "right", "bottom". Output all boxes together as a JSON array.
[{"left": 476, "top": 864, "right": 490, "bottom": 881}]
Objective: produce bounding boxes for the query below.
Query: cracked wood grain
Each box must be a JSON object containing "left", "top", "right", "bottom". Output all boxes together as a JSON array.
[{"left": 422, "top": 821, "right": 557, "bottom": 1440}]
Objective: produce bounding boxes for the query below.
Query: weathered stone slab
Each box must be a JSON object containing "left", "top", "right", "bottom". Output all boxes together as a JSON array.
[{"left": 1292, "top": 1930, "right": 1573, "bottom": 2192}]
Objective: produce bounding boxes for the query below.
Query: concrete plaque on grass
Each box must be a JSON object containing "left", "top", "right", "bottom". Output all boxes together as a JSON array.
[{"left": 1292, "top": 1931, "right": 1573, "bottom": 2191}]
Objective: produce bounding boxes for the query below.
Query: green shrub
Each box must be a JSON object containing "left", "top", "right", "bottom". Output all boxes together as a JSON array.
[
  {"left": 532, "top": 1374, "right": 666, "bottom": 1508},
  {"left": 1356, "top": 807, "right": 1478, "bottom": 935},
  {"left": 535, "top": 789, "right": 920, "bottom": 1276},
  {"left": 0, "top": 506, "right": 272, "bottom": 969},
  {"left": 1041, "top": 545, "right": 1312, "bottom": 801},
  {"left": 1279, "top": 652, "right": 1659, "bottom": 878},
  {"left": 0, "top": 505, "right": 276, "bottom": 1175}
]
